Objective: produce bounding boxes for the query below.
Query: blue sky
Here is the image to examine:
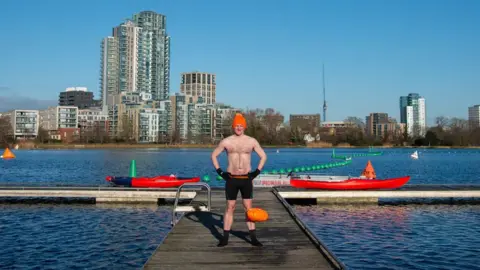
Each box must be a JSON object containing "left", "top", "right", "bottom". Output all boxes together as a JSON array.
[{"left": 1, "top": 0, "right": 479, "bottom": 125}]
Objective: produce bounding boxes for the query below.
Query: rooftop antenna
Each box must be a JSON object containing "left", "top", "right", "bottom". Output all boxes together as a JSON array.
[{"left": 322, "top": 64, "right": 327, "bottom": 122}]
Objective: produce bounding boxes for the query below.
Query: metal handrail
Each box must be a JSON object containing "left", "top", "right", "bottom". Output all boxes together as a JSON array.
[{"left": 171, "top": 182, "right": 211, "bottom": 226}]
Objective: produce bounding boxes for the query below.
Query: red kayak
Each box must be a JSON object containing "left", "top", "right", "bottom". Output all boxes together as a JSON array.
[
  {"left": 106, "top": 175, "right": 200, "bottom": 188},
  {"left": 290, "top": 175, "right": 410, "bottom": 190}
]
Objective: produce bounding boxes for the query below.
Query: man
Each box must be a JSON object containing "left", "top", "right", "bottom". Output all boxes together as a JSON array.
[{"left": 211, "top": 113, "right": 267, "bottom": 247}]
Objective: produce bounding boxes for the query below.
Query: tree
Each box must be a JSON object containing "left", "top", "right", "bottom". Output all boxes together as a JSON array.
[
  {"left": 36, "top": 127, "right": 50, "bottom": 143},
  {"left": 262, "top": 108, "right": 285, "bottom": 145},
  {"left": 93, "top": 123, "right": 108, "bottom": 143},
  {"left": 435, "top": 116, "right": 450, "bottom": 129},
  {"left": 449, "top": 117, "right": 468, "bottom": 131},
  {"left": 169, "top": 126, "right": 181, "bottom": 144},
  {"left": 344, "top": 116, "right": 365, "bottom": 129},
  {"left": 120, "top": 115, "right": 135, "bottom": 143},
  {"left": 424, "top": 130, "right": 439, "bottom": 146},
  {"left": 469, "top": 128, "right": 480, "bottom": 146},
  {"left": 0, "top": 116, "right": 13, "bottom": 147},
  {"left": 243, "top": 110, "right": 267, "bottom": 141}
]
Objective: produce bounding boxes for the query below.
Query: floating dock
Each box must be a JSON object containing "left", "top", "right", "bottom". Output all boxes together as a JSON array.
[
  {"left": 0, "top": 186, "right": 196, "bottom": 203},
  {"left": 277, "top": 185, "right": 480, "bottom": 204},
  {"left": 143, "top": 188, "right": 344, "bottom": 269}
]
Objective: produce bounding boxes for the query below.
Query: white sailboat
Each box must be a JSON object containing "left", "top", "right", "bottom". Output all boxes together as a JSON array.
[{"left": 411, "top": 150, "right": 419, "bottom": 159}]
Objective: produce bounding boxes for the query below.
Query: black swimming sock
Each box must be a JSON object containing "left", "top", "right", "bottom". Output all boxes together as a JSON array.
[
  {"left": 217, "top": 230, "right": 230, "bottom": 247},
  {"left": 249, "top": 229, "right": 263, "bottom": 247}
]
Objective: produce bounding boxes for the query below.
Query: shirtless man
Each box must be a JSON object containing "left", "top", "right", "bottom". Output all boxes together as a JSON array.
[{"left": 211, "top": 113, "right": 267, "bottom": 247}]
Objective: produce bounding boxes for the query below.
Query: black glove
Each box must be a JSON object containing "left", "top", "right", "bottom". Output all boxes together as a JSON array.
[
  {"left": 216, "top": 168, "right": 231, "bottom": 180},
  {"left": 248, "top": 168, "right": 261, "bottom": 180}
]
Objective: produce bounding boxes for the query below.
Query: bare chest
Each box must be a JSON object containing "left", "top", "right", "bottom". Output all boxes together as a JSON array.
[{"left": 225, "top": 142, "right": 252, "bottom": 154}]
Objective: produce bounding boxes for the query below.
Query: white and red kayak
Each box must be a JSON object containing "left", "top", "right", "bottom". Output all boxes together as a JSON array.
[
  {"left": 253, "top": 173, "right": 292, "bottom": 187},
  {"left": 252, "top": 173, "right": 343, "bottom": 187},
  {"left": 289, "top": 175, "right": 411, "bottom": 190}
]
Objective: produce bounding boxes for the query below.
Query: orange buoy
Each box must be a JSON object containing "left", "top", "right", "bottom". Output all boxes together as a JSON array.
[
  {"left": 361, "top": 160, "right": 376, "bottom": 179},
  {"left": 1, "top": 148, "right": 16, "bottom": 159},
  {"left": 247, "top": 208, "right": 269, "bottom": 222}
]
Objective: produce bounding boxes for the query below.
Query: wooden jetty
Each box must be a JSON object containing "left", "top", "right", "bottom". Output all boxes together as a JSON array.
[
  {"left": 0, "top": 186, "right": 196, "bottom": 203},
  {"left": 143, "top": 188, "right": 344, "bottom": 270}
]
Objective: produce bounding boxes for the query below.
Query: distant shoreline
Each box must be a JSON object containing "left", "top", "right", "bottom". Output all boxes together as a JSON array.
[{"left": 10, "top": 143, "right": 480, "bottom": 150}]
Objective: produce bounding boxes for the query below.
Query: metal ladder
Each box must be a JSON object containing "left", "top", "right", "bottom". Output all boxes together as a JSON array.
[{"left": 171, "top": 182, "right": 211, "bottom": 226}]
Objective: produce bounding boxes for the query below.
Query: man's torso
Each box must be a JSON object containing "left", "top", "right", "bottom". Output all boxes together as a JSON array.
[{"left": 224, "top": 135, "right": 254, "bottom": 175}]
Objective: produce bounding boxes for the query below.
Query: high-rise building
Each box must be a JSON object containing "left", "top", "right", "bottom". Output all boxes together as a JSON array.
[
  {"left": 100, "top": 11, "right": 171, "bottom": 108},
  {"left": 59, "top": 87, "right": 95, "bottom": 109},
  {"left": 468, "top": 105, "right": 480, "bottom": 129},
  {"left": 180, "top": 72, "right": 216, "bottom": 104},
  {"left": 133, "top": 11, "right": 170, "bottom": 101},
  {"left": 113, "top": 20, "right": 141, "bottom": 94},
  {"left": 399, "top": 93, "right": 426, "bottom": 136},
  {"left": 100, "top": 37, "right": 119, "bottom": 109}
]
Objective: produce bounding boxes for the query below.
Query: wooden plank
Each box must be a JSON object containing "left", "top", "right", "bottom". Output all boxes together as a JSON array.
[
  {"left": 174, "top": 205, "right": 209, "bottom": 212},
  {"left": 143, "top": 189, "right": 342, "bottom": 269}
]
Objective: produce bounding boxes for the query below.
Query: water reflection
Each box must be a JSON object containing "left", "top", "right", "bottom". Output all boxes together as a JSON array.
[
  {"left": 0, "top": 204, "right": 172, "bottom": 269},
  {"left": 294, "top": 204, "right": 480, "bottom": 269}
]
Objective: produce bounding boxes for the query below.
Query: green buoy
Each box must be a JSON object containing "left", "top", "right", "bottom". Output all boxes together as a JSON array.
[{"left": 129, "top": 160, "right": 137, "bottom": 177}]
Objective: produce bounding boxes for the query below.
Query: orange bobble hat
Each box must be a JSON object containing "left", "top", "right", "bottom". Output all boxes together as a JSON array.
[{"left": 232, "top": 113, "right": 247, "bottom": 128}]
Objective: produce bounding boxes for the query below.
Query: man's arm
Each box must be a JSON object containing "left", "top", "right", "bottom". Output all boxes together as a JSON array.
[
  {"left": 252, "top": 139, "right": 267, "bottom": 171},
  {"left": 211, "top": 139, "right": 226, "bottom": 170}
]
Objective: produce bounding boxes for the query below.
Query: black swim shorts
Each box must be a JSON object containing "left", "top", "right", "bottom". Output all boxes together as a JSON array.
[{"left": 225, "top": 174, "right": 253, "bottom": 200}]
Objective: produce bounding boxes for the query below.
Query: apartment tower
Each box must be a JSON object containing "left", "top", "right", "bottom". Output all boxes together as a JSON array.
[
  {"left": 180, "top": 72, "right": 216, "bottom": 104},
  {"left": 468, "top": 105, "right": 480, "bottom": 129},
  {"left": 99, "top": 11, "right": 171, "bottom": 108},
  {"left": 400, "top": 93, "right": 426, "bottom": 136}
]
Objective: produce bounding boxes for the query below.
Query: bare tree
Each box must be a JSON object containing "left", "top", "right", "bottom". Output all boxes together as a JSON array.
[
  {"left": 262, "top": 108, "right": 284, "bottom": 144},
  {"left": 0, "top": 116, "right": 13, "bottom": 146},
  {"left": 220, "top": 114, "right": 234, "bottom": 139},
  {"left": 435, "top": 116, "right": 450, "bottom": 129},
  {"left": 344, "top": 116, "right": 365, "bottom": 129},
  {"left": 449, "top": 117, "right": 468, "bottom": 131},
  {"left": 120, "top": 115, "right": 135, "bottom": 143},
  {"left": 36, "top": 127, "right": 50, "bottom": 143},
  {"left": 169, "top": 126, "right": 181, "bottom": 144},
  {"left": 93, "top": 123, "right": 108, "bottom": 143}
]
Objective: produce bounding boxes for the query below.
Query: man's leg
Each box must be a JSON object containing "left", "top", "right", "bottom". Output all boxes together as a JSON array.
[
  {"left": 242, "top": 198, "right": 255, "bottom": 230},
  {"left": 218, "top": 179, "right": 238, "bottom": 247},
  {"left": 224, "top": 200, "right": 236, "bottom": 231},
  {"left": 240, "top": 179, "right": 263, "bottom": 247}
]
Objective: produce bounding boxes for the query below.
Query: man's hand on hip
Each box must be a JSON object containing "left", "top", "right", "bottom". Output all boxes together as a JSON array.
[
  {"left": 216, "top": 168, "right": 232, "bottom": 180},
  {"left": 248, "top": 169, "right": 261, "bottom": 180}
]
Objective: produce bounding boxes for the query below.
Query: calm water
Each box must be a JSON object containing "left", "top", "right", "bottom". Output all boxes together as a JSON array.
[
  {"left": 1, "top": 148, "right": 480, "bottom": 186},
  {"left": 1, "top": 148, "right": 480, "bottom": 269},
  {"left": 0, "top": 204, "right": 171, "bottom": 269},
  {"left": 295, "top": 204, "right": 480, "bottom": 270}
]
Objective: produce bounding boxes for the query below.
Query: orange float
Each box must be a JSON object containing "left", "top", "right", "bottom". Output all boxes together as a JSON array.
[
  {"left": 247, "top": 208, "right": 269, "bottom": 222},
  {"left": 1, "top": 148, "right": 15, "bottom": 159},
  {"left": 361, "top": 160, "right": 376, "bottom": 179}
]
